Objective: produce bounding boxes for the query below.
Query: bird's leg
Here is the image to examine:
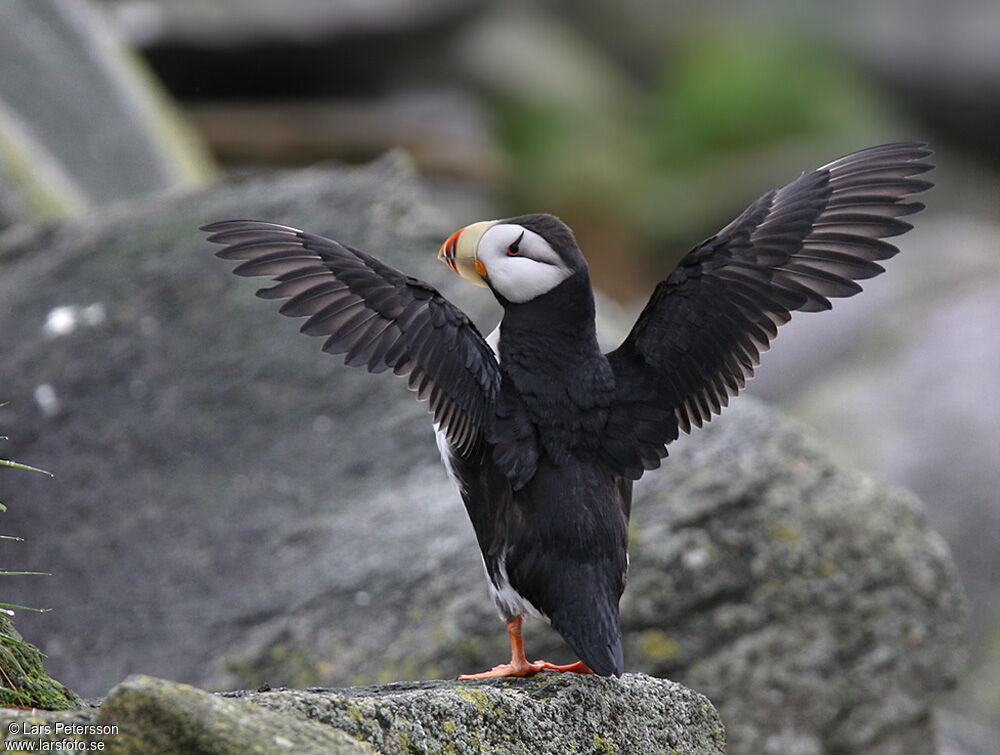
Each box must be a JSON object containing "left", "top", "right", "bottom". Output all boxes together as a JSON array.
[{"left": 457, "top": 617, "right": 594, "bottom": 680}]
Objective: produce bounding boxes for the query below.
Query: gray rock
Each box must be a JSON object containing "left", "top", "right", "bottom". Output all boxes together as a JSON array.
[
  {"left": 624, "top": 402, "right": 966, "bottom": 755},
  {"left": 236, "top": 673, "right": 724, "bottom": 755},
  {"left": 0, "top": 673, "right": 723, "bottom": 755},
  {"left": 0, "top": 155, "right": 964, "bottom": 754},
  {"left": 0, "top": 0, "right": 214, "bottom": 228}
]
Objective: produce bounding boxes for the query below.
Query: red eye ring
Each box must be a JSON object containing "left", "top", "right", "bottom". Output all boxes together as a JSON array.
[{"left": 507, "top": 231, "right": 524, "bottom": 257}]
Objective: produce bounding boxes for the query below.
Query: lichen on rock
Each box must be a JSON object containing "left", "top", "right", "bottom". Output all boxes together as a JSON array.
[
  {"left": 0, "top": 673, "right": 724, "bottom": 755},
  {"left": 229, "top": 672, "right": 725, "bottom": 755}
]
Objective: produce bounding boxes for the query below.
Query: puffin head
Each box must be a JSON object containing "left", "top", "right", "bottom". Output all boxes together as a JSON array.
[{"left": 438, "top": 213, "right": 586, "bottom": 304}]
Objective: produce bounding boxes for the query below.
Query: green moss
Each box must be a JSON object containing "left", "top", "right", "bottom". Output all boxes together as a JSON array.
[
  {"left": 638, "top": 629, "right": 680, "bottom": 662},
  {"left": 396, "top": 730, "right": 415, "bottom": 753},
  {"left": 345, "top": 702, "right": 369, "bottom": 727},
  {"left": 0, "top": 616, "right": 81, "bottom": 710},
  {"left": 458, "top": 688, "right": 500, "bottom": 718},
  {"left": 593, "top": 732, "right": 615, "bottom": 754}
]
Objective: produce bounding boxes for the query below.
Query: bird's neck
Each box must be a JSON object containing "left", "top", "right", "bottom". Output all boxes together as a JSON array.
[
  {"left": 496, "top": 271, "right": 614, "bottom": 462},
  {"left": 497, "top": 271, "right": 600, "bottom": 366}
]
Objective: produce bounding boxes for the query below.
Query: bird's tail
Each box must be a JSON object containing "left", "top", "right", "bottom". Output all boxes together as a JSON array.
[{"left": 550, "top": 595, "right": 624, "bottom": 677}]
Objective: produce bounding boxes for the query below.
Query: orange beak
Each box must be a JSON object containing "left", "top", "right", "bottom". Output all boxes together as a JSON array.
[
  {"left": 436, "top": 221, "right": 497, "bottom": 287},
  {"left": 438, "top": 228, "right": 463, "bottom": 275}
]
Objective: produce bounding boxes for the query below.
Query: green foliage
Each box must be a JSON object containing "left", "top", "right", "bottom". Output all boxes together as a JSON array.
[
  {"left": 648, "top": 29, "right": 875, "bottom": 169},
  {"left": 0, "top": 435, "right": 53, "bottom": 513}
]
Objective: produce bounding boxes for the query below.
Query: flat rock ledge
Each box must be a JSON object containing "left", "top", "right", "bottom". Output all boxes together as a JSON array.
[{"left": 0, "top": 672, "right": 725, "bottom": 755}]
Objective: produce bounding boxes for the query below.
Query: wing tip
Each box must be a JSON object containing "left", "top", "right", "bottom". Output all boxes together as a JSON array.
[{"left": 201, "top": 219, "right": 304, "bottom": 240}]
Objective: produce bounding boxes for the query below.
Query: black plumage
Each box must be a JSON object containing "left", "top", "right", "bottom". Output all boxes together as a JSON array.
[{"left": 203, "top": 142, "right": 932, "bottom": 679}]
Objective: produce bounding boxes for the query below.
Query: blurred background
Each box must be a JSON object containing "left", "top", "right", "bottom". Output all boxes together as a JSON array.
[{"left": 0, "top": 0, "right": 998, "bottom": 750}]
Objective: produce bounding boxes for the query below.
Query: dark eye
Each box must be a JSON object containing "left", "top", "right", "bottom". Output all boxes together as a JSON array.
[{"left": 507, "top": 231, "right": 524, "bottom": 257}]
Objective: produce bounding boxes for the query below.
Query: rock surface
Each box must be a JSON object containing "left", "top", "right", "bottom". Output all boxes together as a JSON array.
[
  {"left": 0, "top": 156, "right": 966, "bottom": 754},
  {"left": 0, "top": 673, "right": 724, "bottom": 755},
  {"left": 237, "top": 673, "right": 724, "bottom": 755},
  {"left": 0, "top": 0, "right": 213, "bottom": 228}
]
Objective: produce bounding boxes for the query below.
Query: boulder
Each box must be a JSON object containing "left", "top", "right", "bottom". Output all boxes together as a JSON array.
[
  {"left": 98, "top": 675, "right": 373, "bottom": 754},
  {"left": 0, "top": 673, "right": 724, "bottom": 755},
  {"left": 0, "top": 0, "right": 214, "bottom": 228},
  {"left": 745, "top": 213, "right": 1000, "bottom": 738},
  {"left": 0, "top": 155, "right": 965, "bottom": 754}
]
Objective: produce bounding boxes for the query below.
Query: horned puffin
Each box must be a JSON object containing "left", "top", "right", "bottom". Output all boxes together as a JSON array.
[{"left": 203, "top": 142, "right": 932, "bottom": 679}]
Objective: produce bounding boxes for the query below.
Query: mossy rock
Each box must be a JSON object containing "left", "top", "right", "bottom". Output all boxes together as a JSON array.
[
  {"left": 98, "top": 675, "right": 373, "bottom": 755},
  {"left": 0, "top": 614, "right": 80, "bottom": 710}
]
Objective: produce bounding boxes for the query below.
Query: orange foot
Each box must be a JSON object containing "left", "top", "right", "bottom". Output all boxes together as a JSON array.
[
  {"left": 458, "top": 617, "right": 594, "bottom": 680},
  {"left": 459, "top": 659, "right": 592, "bottom": 680}
]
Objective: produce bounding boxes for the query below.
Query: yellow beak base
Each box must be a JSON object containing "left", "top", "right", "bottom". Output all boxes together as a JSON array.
[{"left": 437, "top": 220, "right": 497, "bottom": 287}]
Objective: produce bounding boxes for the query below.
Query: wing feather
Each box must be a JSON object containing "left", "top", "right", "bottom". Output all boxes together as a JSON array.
[
  {"left": 204, "top": 220, "right": 500, "bottom": 455},
  {"left": 602, "top": 142, "right": 932, "bottom": 479}
]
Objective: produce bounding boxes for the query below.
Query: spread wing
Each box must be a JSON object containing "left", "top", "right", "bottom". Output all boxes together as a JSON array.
[
  {"left": 203, "top": 220, "right": 500, "bottom": 455},
  {"left": 601, "top": 142, "right": 933, "bottom": 479}
]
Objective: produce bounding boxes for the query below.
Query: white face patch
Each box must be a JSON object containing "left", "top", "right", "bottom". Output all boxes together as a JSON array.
[{"left": 475, "top": 224, "right": 573, "bottom": 303}]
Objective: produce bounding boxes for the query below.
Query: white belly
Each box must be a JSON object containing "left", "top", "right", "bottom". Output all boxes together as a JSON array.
[{"left": 483, "top": 550, "right": 548, "bottom": 622}]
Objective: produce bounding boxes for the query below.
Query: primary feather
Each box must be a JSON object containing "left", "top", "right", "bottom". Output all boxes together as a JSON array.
[
  {"left": 600, "top": 142, "right": 932, "bottom": 479},
  {"left": 202, "top": 220, "right": 501, "bottom": 456}
]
